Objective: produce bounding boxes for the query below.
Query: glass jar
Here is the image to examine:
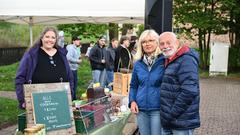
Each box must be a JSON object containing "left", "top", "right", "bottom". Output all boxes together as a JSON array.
[{"left": 24, "top": 128, "right": 38, "bottom": 135}]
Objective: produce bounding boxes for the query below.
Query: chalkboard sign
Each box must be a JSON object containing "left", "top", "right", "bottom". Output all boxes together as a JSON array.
[{"left": 32, "top": 90, "right": 72, "bottom": 131}]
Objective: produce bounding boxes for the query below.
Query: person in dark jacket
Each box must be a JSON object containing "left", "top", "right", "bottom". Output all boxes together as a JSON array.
[
  {"left": 105, "top": 38, "right": 119, "bottom": 90},
  {"left": 159, "top": 32, "right": 200, "bottom": 135},
  {"left": 89, "top": 36, "right": 107, "bottom": 87},
  {"left": 114, "top": 36, "right": 132, "bottom": 72},
  {"left": 15, "top": 27, "right": 74, "bottom": 109},
  {"left": 129, "top": 29, "right": 165, "bottom": 135}
]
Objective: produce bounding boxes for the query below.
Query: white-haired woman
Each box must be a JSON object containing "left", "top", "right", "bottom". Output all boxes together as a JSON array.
[{"left": 129, "top": 29, "right": 165, "bottom": 135}]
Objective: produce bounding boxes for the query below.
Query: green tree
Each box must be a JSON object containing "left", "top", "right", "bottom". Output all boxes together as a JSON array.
[
  {"left": 57, "top": 23, "right": 108, "bottom": 42},
  {"left": 221, "top": 0, "right": 240, "bottom": 46},
  {"left": 108, "top": 23, "right": 119, "bottom": 41},
  {"left": 136, "top": 24, "right": 144, "bottom": 37},
  {"left": 121, "top": 24, "right": 134, "bottom": 35},
  {"left": 174, "top": 0, "right": 225, "bottom": 70}
]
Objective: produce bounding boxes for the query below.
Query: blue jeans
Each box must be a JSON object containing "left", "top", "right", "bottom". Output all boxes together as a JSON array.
[
  {"left": 92, "top": 69, "right": 106, "bottom": 87},
  {"left": 72, "top": 70, "right": 78, "bottom": 100},
  {"left": 137, "top": 110, "right": 161, "bottom": 135},
  {"left": 162, "top": 128, "right": 194, "bottom": 135},
  {"left": 106, "top": 70, "right": 114, "bottom": 90}
]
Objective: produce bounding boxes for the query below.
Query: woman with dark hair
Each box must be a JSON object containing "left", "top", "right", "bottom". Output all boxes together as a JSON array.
[{"left": 15, "top": 27, "right": 74, "bottom": 109}]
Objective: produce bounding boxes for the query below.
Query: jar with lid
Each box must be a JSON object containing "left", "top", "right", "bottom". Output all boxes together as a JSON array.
[{"left": 24, "top": 127, "right": 38, "bottom": 135}]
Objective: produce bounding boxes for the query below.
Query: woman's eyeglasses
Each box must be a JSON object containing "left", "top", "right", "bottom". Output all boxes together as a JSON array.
[
  {"left": 141, "top": 39, "right": 156, "bottom": 45},
  {"left": 49, "top": 56, "right": 56, "bottom": 67}
]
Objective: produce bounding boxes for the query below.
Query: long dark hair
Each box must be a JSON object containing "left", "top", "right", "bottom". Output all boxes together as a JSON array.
[{"left": 32, "top": 27, "right": 59, "bottom": 49}]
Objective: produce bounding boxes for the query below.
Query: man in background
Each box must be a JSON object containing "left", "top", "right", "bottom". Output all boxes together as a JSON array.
[
  {"left": 105, "top": 38, "right": 119, "bottom": 90},
  {"left": 89, "top": 36, "right": 107, "bottom": 87},
  {"left": 66, "top": 36, "right": 82, "bottom": 100},
  {"left": 85, "top": 41, "right": 95, "bottom": 58}
]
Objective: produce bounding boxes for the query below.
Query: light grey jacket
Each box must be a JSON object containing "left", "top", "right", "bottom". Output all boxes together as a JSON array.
[{"left": 66, "top": 44, "right": 81, "bottom": 70}]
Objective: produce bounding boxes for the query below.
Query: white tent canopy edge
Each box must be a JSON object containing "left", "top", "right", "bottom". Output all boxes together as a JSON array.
[
  {"left": 0, "top": 0, "right": 145, "bottom": 24},
  {"left": 0, "top": 0, "right": 145, "bottom": 45}
]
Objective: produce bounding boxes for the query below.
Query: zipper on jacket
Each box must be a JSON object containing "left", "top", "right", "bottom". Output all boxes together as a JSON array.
[{"left": 146, "top": 71, "right": 150, "bottom": 110}]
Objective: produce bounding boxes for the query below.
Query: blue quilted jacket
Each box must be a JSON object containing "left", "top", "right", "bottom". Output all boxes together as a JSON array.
[
  {"left": 129, "top": 55, "right": 165, "bottom": 110},
  {"left": 160, "top": 46, "right": 200, "bottom": 130}
]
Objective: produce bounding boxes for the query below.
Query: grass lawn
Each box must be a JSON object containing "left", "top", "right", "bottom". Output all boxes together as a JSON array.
[
  {"left": 0, "top": 58, "right": 92, "bottom": 96},
  {"left": 0, "top": 97, "right": 25, "bottom": 129},
  {"left": 76, "top": 58, "right": 92, "bottom": 97},
  {"left": 228, "top": 71, "right": 240, "bottom": 78},
  {"left": 0, "top": 62, "right": 19, "bottom": 91},
  {"left": 199, "top": 69, "right": 240, "bottom": 79}
]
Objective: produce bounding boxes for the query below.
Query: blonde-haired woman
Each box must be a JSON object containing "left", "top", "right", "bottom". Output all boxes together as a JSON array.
[{"left": 129, "top": 29, "right": 164, "bottom": 135}]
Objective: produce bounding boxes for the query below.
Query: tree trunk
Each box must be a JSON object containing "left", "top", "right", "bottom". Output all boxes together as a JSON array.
[
  {"left": 229, "top": 10, "right": 235, "bottom": 46},
  {"left": 203, "top": 33, "right": 208, "bottom": 70},
  {"left": 198, "top": 29, "right": 204, "bottom": 69},
  {"left": 206, "top": 30, "right": 211, "bottom": 68},
  {"left": 229, "top": 32, "right": 234, "bottom": 46},
  {"left": 235, "top": 32, "right": 240, "bottom": 46},
  {"left": 234, "top": 15, "right": 240, "bottom": 46},
  {"left": 108, "top": 23, "right": 119, "bottom": 41}
]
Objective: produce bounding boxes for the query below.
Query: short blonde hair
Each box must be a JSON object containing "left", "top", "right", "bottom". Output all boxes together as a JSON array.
[{"left": 134, "top": 29, "right": 161, "bottom": 61}]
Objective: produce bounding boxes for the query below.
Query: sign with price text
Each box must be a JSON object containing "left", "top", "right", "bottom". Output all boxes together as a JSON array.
[
  {"left": 32, "top": 90, "right": 71, "bottom": 131},
  {"left": 24, "top": 83, "right": 76, "bottom": 135}
]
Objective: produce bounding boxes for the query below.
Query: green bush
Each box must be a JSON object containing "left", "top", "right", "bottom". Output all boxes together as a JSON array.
[{"left": 228, "top": 46, "right": 240, "bottom": 72}]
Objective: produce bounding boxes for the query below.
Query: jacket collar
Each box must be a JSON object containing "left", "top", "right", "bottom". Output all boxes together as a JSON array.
[{"left": 165, "top": 45, "right": 190, "bottom": 67}]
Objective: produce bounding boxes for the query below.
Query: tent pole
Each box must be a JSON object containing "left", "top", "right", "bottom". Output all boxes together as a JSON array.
[{"left": 29, "top": 16, "right": 33, "bottom": 46}]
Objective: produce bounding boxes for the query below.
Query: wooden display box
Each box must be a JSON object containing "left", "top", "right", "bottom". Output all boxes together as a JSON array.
[
  {"left": 113, "top": 72, "right": 132, "bottom": 96},
  {"left": 23, "top": 83, "right": 76, "bottom": 135}
]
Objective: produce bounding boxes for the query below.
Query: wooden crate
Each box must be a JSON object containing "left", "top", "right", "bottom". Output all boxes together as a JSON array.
[{"left": 113, "top": 72, "right": 132, "bottom": 96}]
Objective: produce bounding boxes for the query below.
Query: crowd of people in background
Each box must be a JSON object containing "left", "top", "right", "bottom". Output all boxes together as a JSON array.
[
  {"left": 57, "top": 30, "right": 138, "bottom": 90},
  {"left": 87, "top": 35, "right": 137, "bottom": 89}
]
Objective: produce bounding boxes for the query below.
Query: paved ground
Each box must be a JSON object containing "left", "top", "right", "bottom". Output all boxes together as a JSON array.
[
  {"left": 0, "top": 77, "right": 240, "bottom": 135},
  {"left": 0, "top": 91, "right": 16, "bottom": 100},
  {"left": 195, "top": 77, "right": 240, "bottom": 135}
]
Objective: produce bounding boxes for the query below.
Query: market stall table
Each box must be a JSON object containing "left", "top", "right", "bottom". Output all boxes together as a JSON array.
[{"left": 89, "top": 112, "right": 131, "bottom": 135}]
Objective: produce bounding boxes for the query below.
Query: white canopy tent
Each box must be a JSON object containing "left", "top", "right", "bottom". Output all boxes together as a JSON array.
[{"left": 0, "top": 0, "right": 145, "bottom": 45}]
